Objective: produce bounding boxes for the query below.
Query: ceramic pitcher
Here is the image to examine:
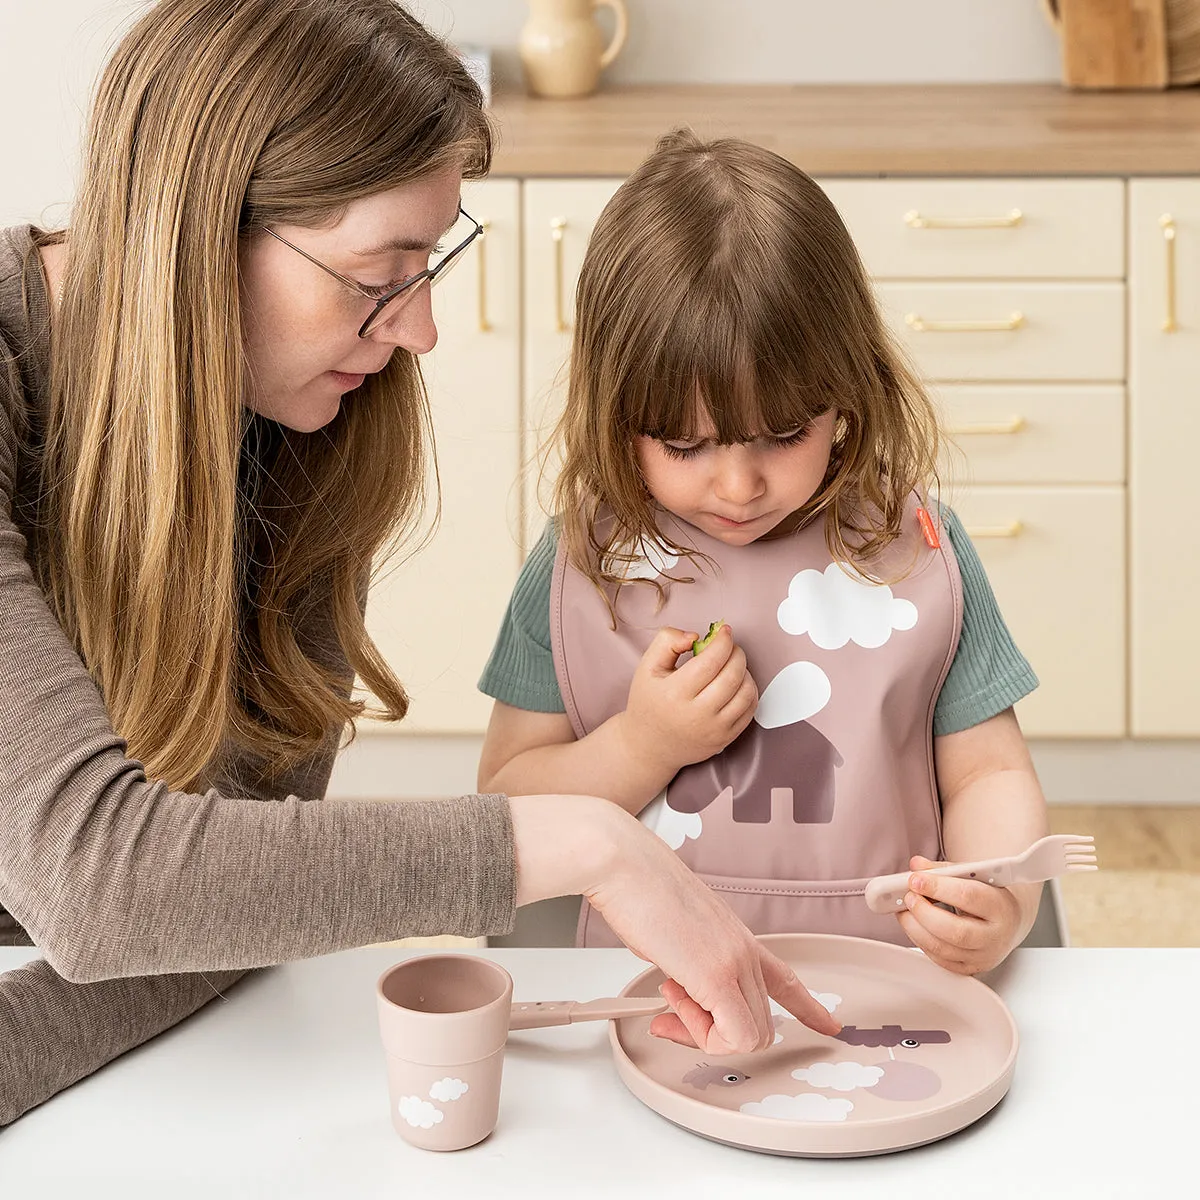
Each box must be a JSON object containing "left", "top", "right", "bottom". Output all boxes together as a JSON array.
[{"left": 519, "top": 0, "right": 629, "bottom": 99}]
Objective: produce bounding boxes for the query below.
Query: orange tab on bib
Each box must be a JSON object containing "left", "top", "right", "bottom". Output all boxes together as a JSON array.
[{"left": 916, "top": 506, "right": 940, "bottom": 549}]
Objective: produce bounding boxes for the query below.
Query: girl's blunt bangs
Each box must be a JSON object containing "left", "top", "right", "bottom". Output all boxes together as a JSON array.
[{"left": 618, "top": 263, "right": 846, "bottom": 447}]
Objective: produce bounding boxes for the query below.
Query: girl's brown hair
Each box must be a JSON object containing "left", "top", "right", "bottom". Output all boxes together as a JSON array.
[
  {"left": 551, "top": 128, "right": 940, "bottom": 593},
  {"left": 38, "top": 0, "right": 491, "bottom": 790}
]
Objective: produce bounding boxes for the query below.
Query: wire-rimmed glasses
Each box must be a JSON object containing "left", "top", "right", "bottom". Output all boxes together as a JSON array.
[{"left": 263, "top": 205, "right": 484, "bottom": 338}]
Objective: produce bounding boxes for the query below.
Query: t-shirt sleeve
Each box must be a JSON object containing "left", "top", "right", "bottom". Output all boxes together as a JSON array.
[
  {"left": 932, "top": 506, "right": 1039, "bottom": 736},
  {"left": 477, "top": 519, "right": 566, "bottom": 713}
]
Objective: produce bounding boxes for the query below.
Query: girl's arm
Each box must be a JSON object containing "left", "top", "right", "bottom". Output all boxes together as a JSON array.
[
  {"left": 896, "top": 706, "right": 1050, "bottom": 973},
  {"left": 478, "top": 624, "right": 758, "bottom": 815}
]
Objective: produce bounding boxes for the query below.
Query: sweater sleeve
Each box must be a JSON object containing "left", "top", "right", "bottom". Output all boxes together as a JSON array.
[
  {"left": 0, "top": 957, "right": 250, "bottom": 1126},
  {"left": 0, "top": 334, "right": 517, "bottom": 986}
]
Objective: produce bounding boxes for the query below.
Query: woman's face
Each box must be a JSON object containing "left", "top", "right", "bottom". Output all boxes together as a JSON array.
[{"left": 239, "top": 165, "right": 463, "bottom": 433}]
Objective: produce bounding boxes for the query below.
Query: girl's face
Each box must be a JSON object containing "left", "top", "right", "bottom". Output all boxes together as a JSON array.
[
  {"left": 239, "top": 166, "right": 463, "bottom": 433},
  {"left": 636, "top": 409, "right": 837, "bottom": 546}
]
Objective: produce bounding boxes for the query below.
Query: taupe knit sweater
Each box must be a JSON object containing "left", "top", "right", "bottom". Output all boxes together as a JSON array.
[{"left": 0, "top": 225, "right": 517, "bottom": 1125}]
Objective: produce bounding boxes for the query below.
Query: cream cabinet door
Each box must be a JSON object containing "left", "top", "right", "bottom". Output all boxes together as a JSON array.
[
  {"left": 521, "top": 179, "right": 623, "bottom": 551},
  {"left": 362, "top": 180, "right": 523, "bottom": 734},
  {"left": 949, "top": 486, "right": 1126, "bottom": 739},
  {"left": 1129, "top": 181, "right": 1200, "bottom": 736}
]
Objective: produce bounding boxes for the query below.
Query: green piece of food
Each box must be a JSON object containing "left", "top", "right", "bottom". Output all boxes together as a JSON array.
[{"left": 692, "top": 620, "right": 725, "bottom": 656}]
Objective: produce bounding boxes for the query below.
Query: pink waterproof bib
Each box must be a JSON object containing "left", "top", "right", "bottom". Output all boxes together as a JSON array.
[{"left": 551, "top": 500, "right": 962, "bottom": 946}]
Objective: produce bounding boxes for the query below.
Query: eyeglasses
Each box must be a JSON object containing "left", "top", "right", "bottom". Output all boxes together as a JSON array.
[{"left": 262, "top": 205, "right": 484, "bottom": 338}]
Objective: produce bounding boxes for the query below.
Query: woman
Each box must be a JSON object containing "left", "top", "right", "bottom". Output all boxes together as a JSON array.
[{"left": 0, "top": 0, "right": 836, "bottom": 1125}]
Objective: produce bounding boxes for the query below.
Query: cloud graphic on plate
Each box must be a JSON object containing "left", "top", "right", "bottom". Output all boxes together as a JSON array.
[
  {"left": 641, "top": 792, "right": 702, "bottom": 850},
  {"left": 429, "top": 1078, "right": 470, "bottom": 1103},
  {"left": 770, "top": 992, "right": 844, "bottom": 1043},
  {"left": 621, "top": 537, "right": 680, "bottom": 581},
  {"left": 777, "top": 563, "right": 918, "bottom": 649},
  {"left": 792, "top": 1061, "right": 884, "bottom": 1092},
  {"left": 398, "top": 1096, "right": 443, "bottom": 1129},
  {"left": 755, "top": 661, "right": 832, "bottom": 730},
  {"left": 740, "top": 1093, "right": 854, "bottom": 1122}
]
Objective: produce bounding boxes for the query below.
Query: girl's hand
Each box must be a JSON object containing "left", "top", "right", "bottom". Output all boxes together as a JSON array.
[
  {"left": 619, "top": 624, "right": 758, "bottom": 774},
  {"left": 895, "top": 854, "right": 1024, "bottom": 975}
]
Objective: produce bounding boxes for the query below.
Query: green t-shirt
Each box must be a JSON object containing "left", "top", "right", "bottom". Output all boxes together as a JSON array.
[{"left": 479, "top": 508, "right": 1037, "bottom": 737}]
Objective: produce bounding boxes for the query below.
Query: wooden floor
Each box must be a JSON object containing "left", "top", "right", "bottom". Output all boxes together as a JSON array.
[{"left": 1049, "top": 805, "right": 1200, "bottom": 947}]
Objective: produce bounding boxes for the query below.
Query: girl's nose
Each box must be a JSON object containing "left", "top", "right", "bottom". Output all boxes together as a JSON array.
[
  {"left": 368, "top": 278, "right": 439, "bottom": 355},
  {"left": 713, "top": 445, "right": 766, "bottom": 505}
]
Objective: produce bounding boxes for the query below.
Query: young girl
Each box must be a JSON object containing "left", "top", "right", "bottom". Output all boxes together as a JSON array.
[{"left": 479, "top": 129, "right": 1050, "bottom": 976}]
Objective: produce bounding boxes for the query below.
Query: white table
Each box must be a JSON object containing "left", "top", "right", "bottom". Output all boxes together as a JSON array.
[{"left": 1, "top": 945, "right": 1193, "bottom": 1198}]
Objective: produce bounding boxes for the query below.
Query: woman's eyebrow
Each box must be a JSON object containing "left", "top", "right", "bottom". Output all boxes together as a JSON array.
[{"left": 349, "top": 207, "right": 462, "bottom": 258}]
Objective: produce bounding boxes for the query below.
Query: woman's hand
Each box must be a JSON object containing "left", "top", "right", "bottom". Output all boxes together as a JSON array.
[
  {"left": 509, "top": 794, "right": 841, "bottom": 1055},
  {"left": 617, "top": 624, "right": 758, "bottom": 776},
  {"left": 894, "top": 854, "right": 1025, "bottom": 975}
]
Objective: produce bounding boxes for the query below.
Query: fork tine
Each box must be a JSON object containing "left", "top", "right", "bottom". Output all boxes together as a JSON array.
[
  {"left": 1056, "top": 834, "right": 1094, "bottom": 844},
  {"left": 1065, "top": 852, "right": 1098, "bottom": 861},
  {"left": 1066, "top": 864, "right": 1099, "bottom": 872}
]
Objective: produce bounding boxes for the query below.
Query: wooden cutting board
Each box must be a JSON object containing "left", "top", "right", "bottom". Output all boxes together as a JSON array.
[{"left": 1057, "top": 0, "right": 1168, "bottom": 89}]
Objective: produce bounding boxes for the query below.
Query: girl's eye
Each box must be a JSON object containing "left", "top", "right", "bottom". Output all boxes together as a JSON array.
[
  {"left": 767, "top": 424, "right": 814, "bottom": 448},
  {"left": 659, "top": 440, "right": 707, "bottom": 461}
]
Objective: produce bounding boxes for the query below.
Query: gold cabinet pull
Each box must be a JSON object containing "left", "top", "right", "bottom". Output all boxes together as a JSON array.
[
  {"left": 945, "top": 416, "right": 1026, "bottom": 435},
  {"left": 964, "top": 520, "right": 1024, "bottom": 539},
  {"left": 477, "top": 219, "right": 492, "bottom": 333},
  {"left": 904, "top": 208, "right": 1023, "bottom": 230},
  {"left": 1160, "top": 214, "right": 1178, "bottom": 333},
  {"left": 551, "top": 217, "right": 569, "bottom": 333},
  {"left": 906, "top": 312, "right": 1024, "bottom": 333}
]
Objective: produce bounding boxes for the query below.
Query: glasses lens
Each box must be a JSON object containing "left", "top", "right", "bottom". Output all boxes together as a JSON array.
[{"left": 359, "top": 214, "right": 479, "bottom": 337}]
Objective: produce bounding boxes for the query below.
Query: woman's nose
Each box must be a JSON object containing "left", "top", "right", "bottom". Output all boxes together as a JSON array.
[
  {"left": 713, "top": 446, "right": 766, "bottom": 505},
  {"left": 368, "top": 279, "right": 439, "bottom": 355}
]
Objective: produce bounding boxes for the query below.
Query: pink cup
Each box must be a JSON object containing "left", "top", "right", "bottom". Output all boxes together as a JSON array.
[{"left": 375, "top": 954, "right": 513, "bottom": 1151}]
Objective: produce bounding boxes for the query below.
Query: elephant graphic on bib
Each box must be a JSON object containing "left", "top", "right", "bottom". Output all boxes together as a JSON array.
[{"left": 665, "top": 659, "right": 842, "bottom": 825}]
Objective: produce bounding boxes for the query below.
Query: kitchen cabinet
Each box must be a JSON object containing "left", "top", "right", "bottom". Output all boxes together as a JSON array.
[
  {"left": 360, "top": 179, "right": 522, "bottom": 734},
  {"left": 362, "top": 171, "right": 1173, "bottom": 742},
  {"left": 1129, "top": 181, "right": 1200, "bottom": 736}
]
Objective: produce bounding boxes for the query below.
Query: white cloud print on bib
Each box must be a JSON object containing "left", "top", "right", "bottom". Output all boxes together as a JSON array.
[{"left": 640, "top": 556, "right": 919, "bottom": 847}]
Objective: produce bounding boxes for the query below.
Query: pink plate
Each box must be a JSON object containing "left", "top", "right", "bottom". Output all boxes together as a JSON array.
[{"left": 609, "top": 933, "right": 1018, "bottom": 1157}]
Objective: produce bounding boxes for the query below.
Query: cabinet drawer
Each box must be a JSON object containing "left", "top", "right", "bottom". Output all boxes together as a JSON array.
[
  {"left": 948, "top": 486, "right": 1125, "bottom": 738},
  {"left": 819, "top": 179, "right": 1125, "bottom": 280},
  {"left": 935, "top": 385, "right": 1125, "bottom": 485},
  {"left": 877, "top": 282, "right": 1125, "bottom": 382}
]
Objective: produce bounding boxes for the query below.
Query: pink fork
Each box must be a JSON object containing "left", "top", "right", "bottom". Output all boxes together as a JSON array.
[{"left": 865, "top": 833, "right": 1098, "bottom": 915}]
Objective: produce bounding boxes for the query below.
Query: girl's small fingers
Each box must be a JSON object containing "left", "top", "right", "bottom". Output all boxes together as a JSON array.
[
  {"left": 897, "top": 909, "right": 971, "bottom": 970},
  {"left": 909, "top": 870, "right": 1003, "bottom": 921}
]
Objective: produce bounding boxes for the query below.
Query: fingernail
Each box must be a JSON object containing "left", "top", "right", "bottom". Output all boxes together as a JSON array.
[
  {"left": 909, "top": 874, "right": 923, "bottom": 893},
  {"left": 904, "top": 891, "right": 917, "bottom": 910}
]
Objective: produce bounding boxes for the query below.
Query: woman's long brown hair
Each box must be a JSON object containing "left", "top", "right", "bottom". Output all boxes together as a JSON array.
[
  {"left": 551, "top": 128, "right": 940, "bottom": 596},
  {"left": 38, "top": 0, "right": 491, "bottom": 790}
]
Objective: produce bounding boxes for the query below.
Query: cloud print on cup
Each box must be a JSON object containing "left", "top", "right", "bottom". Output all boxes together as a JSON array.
[
  {"left": 777, "top": 563, "right": 918, "bottom": 649},
  {"left": 398, "top": 1077, "right": 471, "bottom": 1127},
  {"left": 429, "top": 1077, "right": 470, "bottom": 1103},
  {"left": 398, "top": 1096, "right": 444, "bottom": 1129},
  {"left": 741, "top": 1093, "right": 855, "bottom": 1122}
]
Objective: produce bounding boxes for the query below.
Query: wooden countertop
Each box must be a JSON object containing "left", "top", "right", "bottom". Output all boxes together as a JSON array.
[{"left": 490, "top": 83, "right": 1200, "bottom": 177}]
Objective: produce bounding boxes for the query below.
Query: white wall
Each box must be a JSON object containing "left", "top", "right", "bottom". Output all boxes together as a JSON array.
[{"left": 2, "top": 1, "right": 1061, "bottom": 225}]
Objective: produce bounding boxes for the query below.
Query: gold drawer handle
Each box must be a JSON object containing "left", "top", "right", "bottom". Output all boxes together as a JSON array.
[
  {"left": 905, "top": 208, "right": 1023, "bottom": 230},
  {"left": 946, "top": 416, "right": 1026, "bottom": 435},
  {"left": 964, "top": 521, "right": 1024, "bottom": 539},
  {"left": 478, "top": 219, "right": 492, "bottom": 333},
  {"left": 906, "top": 312, "right": 1024, "bottom": 333},
  {"left": 551, "top": 216, "right": 569, "bottom": 333},
  {"left": 1161, "top": 214, "right": 1178, "bottom": 333}
]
